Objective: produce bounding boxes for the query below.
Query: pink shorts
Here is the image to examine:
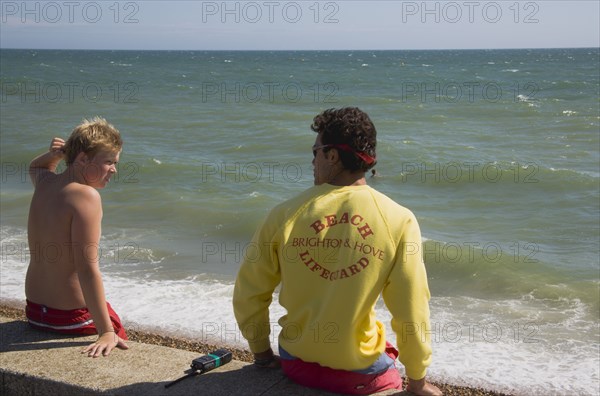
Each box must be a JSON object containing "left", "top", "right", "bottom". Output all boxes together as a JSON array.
[
  {"left": 280, "top": 342, "right": 403, "bottom": 395},
  {"left": 26, "top": 299, "right": 128, "bottom": 340}
]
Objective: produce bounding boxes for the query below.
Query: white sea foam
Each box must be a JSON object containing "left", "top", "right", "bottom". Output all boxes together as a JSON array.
[
  {"left": 386, "top": 296, "right": 599, "bottom": 395},
  {"left": 109, "top": 62, "right": 132, "bottom": 67},
  {"left": 517, "top": 94, "right": 540, "bottom": 107}
]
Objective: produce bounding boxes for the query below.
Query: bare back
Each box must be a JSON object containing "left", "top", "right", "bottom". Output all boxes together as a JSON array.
[{"left": 26, "top": 171, "right": 102, "bottom": 310}]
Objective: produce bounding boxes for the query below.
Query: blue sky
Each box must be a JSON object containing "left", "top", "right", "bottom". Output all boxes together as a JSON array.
[{"left": 1, "top": 1, "right": 599, "bottom": 50}]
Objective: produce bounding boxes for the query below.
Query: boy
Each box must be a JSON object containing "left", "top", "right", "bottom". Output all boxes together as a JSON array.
[{"left": 25, "top": 117, "right": 128, "bottom": 357}]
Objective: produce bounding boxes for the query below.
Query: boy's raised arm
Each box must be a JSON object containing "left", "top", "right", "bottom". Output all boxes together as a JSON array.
[{"left": 29, "top": 137, "right": 65, "bottom": 186}]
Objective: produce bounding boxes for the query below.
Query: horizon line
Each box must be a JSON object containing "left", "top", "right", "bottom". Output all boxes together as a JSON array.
[{"left": 1, "top": 46, "right": 598, "bottom": 52}]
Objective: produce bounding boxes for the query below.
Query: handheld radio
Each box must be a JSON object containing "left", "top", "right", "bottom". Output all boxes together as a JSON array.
[{"left": 165, "top": 349, "right": 233, "bottom": 388}]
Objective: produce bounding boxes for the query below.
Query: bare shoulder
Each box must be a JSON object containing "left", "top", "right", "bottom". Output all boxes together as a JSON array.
[{"left": 64, "top": 183, "right": 102, "bottom": 214}]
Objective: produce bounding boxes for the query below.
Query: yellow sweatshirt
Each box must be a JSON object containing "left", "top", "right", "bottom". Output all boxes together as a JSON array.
[{"left": 233, "top": 183, "right": 432, "bottom": 380}]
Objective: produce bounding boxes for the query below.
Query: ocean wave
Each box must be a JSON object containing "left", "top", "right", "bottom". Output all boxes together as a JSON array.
[
  {"left": 395, "top": 160, "right": 599, "bottom": 191},
  {"left": 378, "top": 292, "right": 599, "bottom": 395},
  {"left": 562, "top": 110, "right": 578, "bottom": 116},
  {"left": 549, "top": 166, "right": 600, "bottom": 178},
  {"left": 422, "top": 239, "right": 598, "bottom": 308}
]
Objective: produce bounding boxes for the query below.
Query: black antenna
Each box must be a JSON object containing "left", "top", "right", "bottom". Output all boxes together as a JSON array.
[{"left": 164, "top": 370, "right": 198, "bottom": 388}]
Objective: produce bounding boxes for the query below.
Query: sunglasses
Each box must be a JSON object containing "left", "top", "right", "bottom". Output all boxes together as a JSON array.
[
  {"left": 312, "top": 144, "right": 332, "bottom": 157},
  {"left": 311, "top": 143, "right": 377, "bottom": 165}
]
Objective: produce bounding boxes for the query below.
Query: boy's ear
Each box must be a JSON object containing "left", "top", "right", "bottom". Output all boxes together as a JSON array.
[{"left": 74, "top": 152, "right": 89, "bottom": 164}]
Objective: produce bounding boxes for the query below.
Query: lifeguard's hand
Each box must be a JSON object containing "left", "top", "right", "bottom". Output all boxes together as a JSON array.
[
  {"left": 406, "top": 377, "right": 443, "bottom": 396},
  {"left": 82, "top": 331, "right": 129, "bottom": 358},
  {"left": 253, "top": 348, "right": 281, "bottom": 369}
]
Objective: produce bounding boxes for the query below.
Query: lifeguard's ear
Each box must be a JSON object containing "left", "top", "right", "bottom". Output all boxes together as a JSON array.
[{"left": 327, "top": 147, "right": 340, "bottom": 164}]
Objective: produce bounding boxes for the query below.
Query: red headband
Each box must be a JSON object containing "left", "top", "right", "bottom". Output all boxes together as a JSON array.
[{"left": 329, "top": 144, "right": 376, "bottom": 166}]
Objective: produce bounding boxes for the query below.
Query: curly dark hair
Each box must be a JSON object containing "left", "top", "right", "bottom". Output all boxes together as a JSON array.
[{"left": 311, "top": 107, "right": 377, "bottom": 172}]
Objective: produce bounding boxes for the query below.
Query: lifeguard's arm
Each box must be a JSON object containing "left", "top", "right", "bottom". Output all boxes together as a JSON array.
[
  {"left": 71, "top": 188, "right": 128, "bottom": 357},
  {"left": 382, "top": 213, "right": 441, "bottom": 396},
  {"left": 29, "top": 138, "right": 65, "bottom": 186},
  {"left": 232, "top": 215, "right": 281, "bottom": 359}
]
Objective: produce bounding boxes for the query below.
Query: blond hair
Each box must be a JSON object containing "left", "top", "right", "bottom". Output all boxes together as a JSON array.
[{"left": 64, "top": 117, "right": 122, "bottom": 165}]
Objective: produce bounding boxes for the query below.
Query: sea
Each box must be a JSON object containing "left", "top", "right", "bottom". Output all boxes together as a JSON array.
[{"left": 1, "top": 48, "right": 598, "bottom": 395}]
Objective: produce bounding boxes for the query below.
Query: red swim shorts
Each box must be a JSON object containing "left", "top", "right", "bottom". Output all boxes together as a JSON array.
[
  {"left": 280, "top": 342, "right": 403, "bottom": 395},
  {"left": 25, "top": 300, "right": 128, "bottom": 340}
]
